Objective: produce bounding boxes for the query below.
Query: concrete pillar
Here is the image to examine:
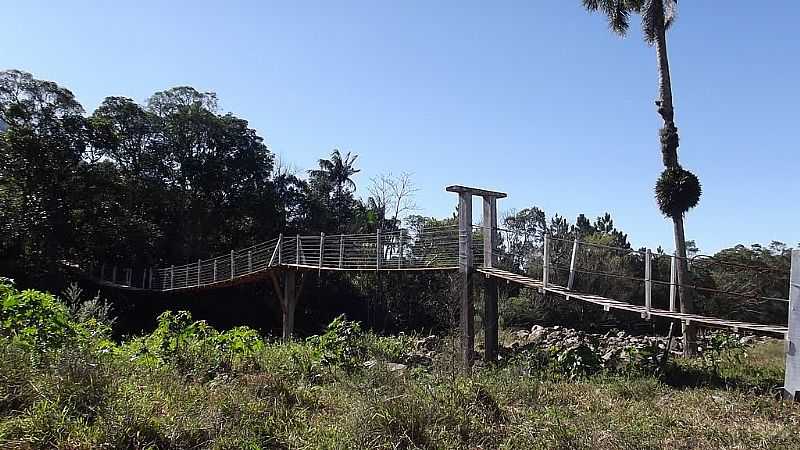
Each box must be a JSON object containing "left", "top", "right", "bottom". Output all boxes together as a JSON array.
[{"left": 783, "top": 250, "right": 800, "bottom": 400}]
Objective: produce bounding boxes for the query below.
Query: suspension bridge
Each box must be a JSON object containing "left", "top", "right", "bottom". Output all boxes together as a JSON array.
[{"left": 88, "top": 185, "right": 800, "bottom": 400}]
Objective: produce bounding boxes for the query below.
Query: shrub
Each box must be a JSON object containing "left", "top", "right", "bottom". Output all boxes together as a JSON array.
[
  {"left": 122, "top": 310, "right": 265, "bottom": 378},
  {"left": 307, "top": 315, "right": 367, "bottom": 371},
  {"left": 0, "top": 282, "right": 76, "bottom": 351}
]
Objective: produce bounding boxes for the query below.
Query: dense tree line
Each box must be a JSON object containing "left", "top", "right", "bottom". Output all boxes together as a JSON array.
[
  {"left": 0, "top": 70, "right": 793, "bottom": 336},
  {"left": 0, "top": 70, "right": 390, "bottom": 282}
]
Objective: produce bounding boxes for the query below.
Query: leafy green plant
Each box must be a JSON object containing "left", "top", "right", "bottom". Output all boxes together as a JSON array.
[
  {"left": 699, "top": 331, "right": 746, "bottom": 375},
  {"left": 548, "top": 338, "right": 602, "bottom": 379},
  {"left": 122, "top": 310, "right": 265, "bottom": 378},
  {"left": 307, "top": 315, "right": 367, "bottom": 371},
  {"left": 0, "top": 282, "right": 76, "bottom": 350}
]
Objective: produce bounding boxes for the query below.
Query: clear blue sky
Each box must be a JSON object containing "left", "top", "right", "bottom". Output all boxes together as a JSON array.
[{"left": 5, "top": 1, "right": 799, "bottom": 253}]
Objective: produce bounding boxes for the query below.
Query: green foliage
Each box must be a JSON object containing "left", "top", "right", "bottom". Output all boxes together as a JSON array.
[
  {"left": 0, "top": 281, "right": 75, "bottom": 350},
  {"left": 307, "top": 314, "right": 367, "bottom": 371},
  {"left": 655, "top": 166, "right": 702, "bottom": 218},
  {"left": 698, "top": 331, "right": 747, "bottom": 375},
  {"left": 122, "top": 310, "right": 264, "bottom": 378}
]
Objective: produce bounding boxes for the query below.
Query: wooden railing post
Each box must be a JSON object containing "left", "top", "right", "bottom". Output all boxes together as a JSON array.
[
  {"left": 170, "top": 265, "right": 174, "bottom": 289},
  {"left": 783, "top": 249, "right": 800, "bottom": 400},
  {"left": 567, "top": 238, "right": 579, "bottom": 290},
  {"left": 398, "top": 231, "right": 403, "bottom": 269},
  {"left": 213, "top": 259, "right": 217, "bottom": 282},
  {"left": 230, "top": 250, "right": 235, "bottom": 279},
  {"left": 542, "top": 234, "right": 550, "bottom": 289},
  {"left": 248, "top": 251, "right": 252, "bottom": 273},
  {"left": 669, "top": 252, "right": 677, "bottom": 312},
  {"left": 339, "top": 236, "right": 344, "bottom": 269},
  {"left": 296, "top": 234, "right": 301, "bottom": 264},
  {"left": 319, "top": 232, "right": 325, "bottom": 273},
  {"left": 148, "top": 267, "right": 153, "bottom": 289},
  {"left": 278, "top": 233, "right": 283, "bottom": 265},
  {"left": 100, "top": 263, "right": 106, "bottom": 281},
  {"left": 376, "top": 229, "right": 382, "bottom": 271},
  {"left": 112, "top": 265, "right": 118, "bottom": 284},
  {"left": 197, "top": 259, "right": 201, "bottom": 287},
  {"left": 644, "top": 249, "right": 652, "bottom": 319}
]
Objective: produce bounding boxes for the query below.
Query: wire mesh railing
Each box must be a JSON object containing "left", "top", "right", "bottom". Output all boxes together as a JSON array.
[
  {"left": 94, "top": 225, "right": 489, "bottom": 291},
  {"left": 490, "top": 227, "right": 790, "bottom": 329}
]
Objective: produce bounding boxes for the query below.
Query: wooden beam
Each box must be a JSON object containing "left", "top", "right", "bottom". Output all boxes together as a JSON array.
[{"left": 446, "top": 185, "right": 507, "bottom": 199}]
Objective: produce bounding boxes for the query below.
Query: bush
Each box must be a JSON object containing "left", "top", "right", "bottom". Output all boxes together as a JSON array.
[
  {"left": 307, "top": 314, "right": 367, "bottom": 371},
  {"left": 0, "top": 281, "right": 76, "bottom": 351},
  {"left": 122, "top": 310, "right": 265, "bottom": 379}
]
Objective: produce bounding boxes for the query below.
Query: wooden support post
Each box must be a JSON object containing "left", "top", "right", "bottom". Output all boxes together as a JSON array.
[
  {"left": 319, "top": 232, "right": 325, "bottom": 273},
  {"left": 542, "top": 234, "right": 550, "bottom": 289},
  {"left": 296, "top": 234, "right": 301, "bottom": 264},
  {"left": 644, "top": 249, "right": 652, "bottom": 319},
  {"left": 142, "top": 268, "right": 147, "bottom": 288},
  {"left": 125, "top": 268, "right": 131, "bottom": 285},
  {"left": 457, "top": 193, "right": 474, "bottom": 369},
  {"left": 568, "top": 238, "right": 579, "bottom": 290},
  {"left": 482, "top": 196, "right": 498, "bottom": 362},
  {"left": 376, "top": 229, "right": 382, "bottom": 271},
  {"left": 783, "top": 249, "right": 800, "bottom": 401},
  {"left": 148, "top": 267, "right": 153, "bottom": 289},
  {"left": 248, "top": 251, "right": 252, "bottom": 273},
  {"left": 230, "top": 250, "right": 235, "bottom": 279},
  {"left": 339, "top": 236, "right": 344, "bottom": 269},
  {"left": 669, "top": 252, "right": 677, "bottom": 312},
  {"left": 197, "top": 259, "right": 201, "bottom": 287},
  {"left": 170, "top": 265, "right": 174, "bottom": 289},
  {"left": 213, "top": 259, "right": 217, "bottom": 282},
  {"left": 282, "top": 271, "right": 298, "bottom": 340},
  {"left": 446, "top": 185, "right": 506, "bottom": 370}
]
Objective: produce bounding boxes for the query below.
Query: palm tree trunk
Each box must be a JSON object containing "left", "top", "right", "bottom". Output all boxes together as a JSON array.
[{"left": 654, "top": 15, "right": 698, "bottom": 356}]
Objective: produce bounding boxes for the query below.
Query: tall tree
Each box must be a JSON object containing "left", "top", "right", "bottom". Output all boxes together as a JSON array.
[
  {"left": 0, "top": 70, "right": 88, "bottom": 272},
  {"left": 582, "top": 0, "right": 702, "bottom": 355},
  {"left": 308, "top": 149, "right": 361, "bottom": 232}
]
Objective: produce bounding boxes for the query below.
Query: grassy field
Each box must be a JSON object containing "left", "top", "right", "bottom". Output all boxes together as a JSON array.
[
  {"left": 1, "top": 281, "right": 799, "bottom": 449},
  {"left": 2, "top": 328, "right": 799, "bottom": 449}
]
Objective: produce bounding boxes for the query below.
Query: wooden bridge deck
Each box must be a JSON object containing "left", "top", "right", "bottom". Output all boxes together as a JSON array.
[{"left": 478, "top": 267, "right": 788, "bottom": 337}]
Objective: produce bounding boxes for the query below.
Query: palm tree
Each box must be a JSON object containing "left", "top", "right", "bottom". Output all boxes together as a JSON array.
[
  {"left": 310, "top": 149, "right": 360, "bottom": 197},
  {"left": 582, "top": 0, "right": 702, "bottom": 355},
  {"left": 309, "top": 149, "right": 361, "bottom": 231}
]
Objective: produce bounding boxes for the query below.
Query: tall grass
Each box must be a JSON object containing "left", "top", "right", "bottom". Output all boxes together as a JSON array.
[{"left": 1, "top": 280, "right": 799, "bottom": 449}]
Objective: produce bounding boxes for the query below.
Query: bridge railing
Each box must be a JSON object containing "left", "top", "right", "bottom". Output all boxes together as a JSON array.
[
  {"left": 490, "top": 227, "right": 789, "bottom": 329},
  {"left": 97, "top": 224, "right": 490, "bottom": 291}
]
